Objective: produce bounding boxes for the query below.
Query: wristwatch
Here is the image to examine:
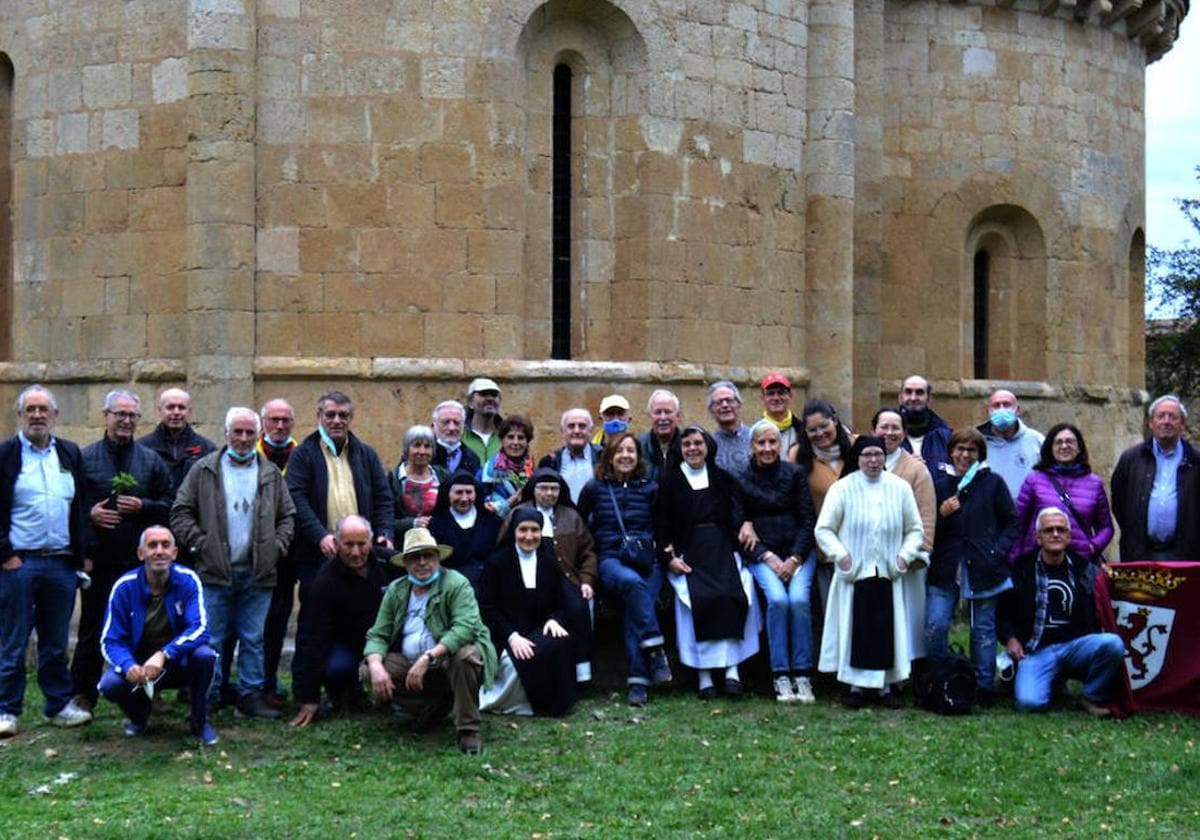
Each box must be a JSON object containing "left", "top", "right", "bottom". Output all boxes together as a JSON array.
[{"left": 423, "top": 651, "right": 438, "bottom": 666}]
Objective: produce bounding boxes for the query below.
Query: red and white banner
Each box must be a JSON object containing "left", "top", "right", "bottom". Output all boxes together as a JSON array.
[{"left": 1095, "top": 561, "right": 1200, "bottom": 716}]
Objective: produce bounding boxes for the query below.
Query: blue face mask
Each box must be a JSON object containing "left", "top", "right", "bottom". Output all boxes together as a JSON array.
[
  {"left": 603, "top": 418, "right": 629, "bottom": 435},
  {"left": 226, "top": 447, "right": 256, "bottom": 464},
  {"left": 407, "top": 569, "right": 441, "bottom": 587},
  {"left": 990, "top": 408, "right": 1018, "bottom": 431}
]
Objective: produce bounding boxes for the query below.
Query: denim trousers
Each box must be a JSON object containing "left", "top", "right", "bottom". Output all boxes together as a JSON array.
[
  {"left": 203, "top": 568, "right": 272, "bottom": 700},
  {"left": 0, "top": 555, "right": 76, "bottom": 716},
  {"left": 598, "top": 557, "right": 663, "bottom": 686},
  {"left": 749, "top": 554, "right": 815, "bottom": 674},
  {"left": 1014, "top": 633, "right": 1126, "bottom": 711},
  {"left": 263, "top": 558, "right": 321, "bottom": 696},
  {"left": 924, "top": 584, "right": 998, "bottom": 691}
]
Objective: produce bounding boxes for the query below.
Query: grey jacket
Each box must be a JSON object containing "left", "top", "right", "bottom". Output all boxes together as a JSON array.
[{"left": 170, "top": 449, "right": 296, "bottom": 588}]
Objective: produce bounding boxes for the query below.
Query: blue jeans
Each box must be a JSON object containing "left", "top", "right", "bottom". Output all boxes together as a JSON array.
[
  {"left": 263, "top": 558, "right": 321, "bottom": 696},
  {"left": 203, "top": 569, "right": 272, "bottom": 700},
  {"left": 100, "top": 644, "right": 216, "bottom": 726},
  {"left": 0, "top": 555, "right": 77, "bottom": 716},
  {"left": 749, "top": 554, "right": 815, "bottom": 674},
  {"left": 925, "top": 584, "right": 998, "bottom": 691},
  {"left": 598, "top": 557, "right": 663, "bottom": 686},
  {"left": 1014, "top": 633, "right": 1126, "bottom": 711}
]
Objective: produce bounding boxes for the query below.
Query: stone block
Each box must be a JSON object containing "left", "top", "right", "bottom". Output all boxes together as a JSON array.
[
  {"left": 262, "top": 0, "right": 300, "bottom": 17},
  {"left": 301, "top": 53, "right": 345, "bottom": 96},
  {"left": 85, "top": 190, "right": 129, "bottom": 233},
  {"left": 260, "top": 183, "right": 327, "bottom": 228},
  {"left": 300, "top": 228, "right": 358, "bottom": 273},
  {"left": 56, "top": 113, "right": 89, "bottom": 156},
  {"left": 25, "top": 120, "right": 56, "bottom": 158},
  {"left": 82, "top": 313, "right": 147, "bottom": 358},
  {"left": 48, "top": 67, "right": 83, "bottom": 112},
  {"left": 434, "top": 184, "right": 482, "bottom": 228},
  {"left": 188, "top": 8, "right": 252, "bottom": 51},
  {"left": 467, "top": 230, "right": 522, "bottom": 275},
  {"left": 186, "top": 159, "right": 254, "bottom": 224},
  {"left": 48, "top": 193, "right": 85, "bottom": 235},
  {"left": 151, "top": 58, "right": 187, "bottom": 104},
  {"left": 419, "top": 143, "right": 475, "bottom": 183},
  {"left": 305, "top": 98, "right": 368, "bottom": 144},
  {"left": 83, "top": 63, "right": 132, "bottom": 108},
  {"left": 325, "top": 184, "right": 389, "bottom": 228},
  {"left": 424, "top": 311, "right": 482, "bottom": 357},
  {"left": 101, "top": 109, "right": 140, "bottom": 151},
  {"left": 385, "top": 20, "right": 432, "bottom": 52},
  {"left": 345, "top": 57, "right": 407, "bottom": 95},
  {"left": 358, "top": 229, "right": 407, "bottom": 273},
  {"left": 186, "top": 309, "right": 255, "bottom": 356},
  {"left": 257, "top": 227, "right": 300, "bottom": 275},
  {"left": 359, "top": 311, "right": 423, "bottom": 358},
  {"left": 409, "top": 229, "right": 466, "bottom": 275},
  {"left": 254, "top": 273, "right": 323, "bottom": 312},
  {"left": 256, "top": 312, "right": 302, "bottom": 354},
  {"left": 440, "top": 273, "right": 495, "bottom": 314},
  {"left": 258, "top": 100, "right": 305, "bottom": 144},
  {"left": 421, "top": 58, "right": 466, "bottom": 99}
]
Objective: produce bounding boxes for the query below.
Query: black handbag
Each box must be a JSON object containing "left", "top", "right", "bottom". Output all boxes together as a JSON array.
[{"left": 607, "top": 483, "right": 655, "bottom": 576}]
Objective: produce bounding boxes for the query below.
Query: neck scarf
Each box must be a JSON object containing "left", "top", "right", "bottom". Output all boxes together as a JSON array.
[{"left": 763, "top": 410, "right": 794, "bottom": 431}]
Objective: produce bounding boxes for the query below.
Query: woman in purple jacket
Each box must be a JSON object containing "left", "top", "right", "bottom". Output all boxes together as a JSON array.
[{"left": 1010, "top": 423, "right": 1114, "bottom": 563}]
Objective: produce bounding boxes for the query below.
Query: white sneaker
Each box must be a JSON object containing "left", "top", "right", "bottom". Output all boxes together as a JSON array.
[
  {"left": 792, "top": 676, "right": 816, "bottom": 704},
  {"left": 0, "top": 713, "right": 17, "bottom": 737},
  {"left": 47, "top": 698, "right": 93, "bottom": 728},
  {"left": 773, "top": 675, "right": 797, "bottom": 703}
]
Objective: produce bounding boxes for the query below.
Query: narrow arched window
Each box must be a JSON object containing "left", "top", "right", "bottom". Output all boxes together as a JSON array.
[
  {"left": 0, "top": 54, "right": 12, "bottom": 360},
  {"left": 551, "top": 63, "right": 572, "bottom": 360},
  {"left": 973, "top": 249, "right": 989, "bottom": 378}
]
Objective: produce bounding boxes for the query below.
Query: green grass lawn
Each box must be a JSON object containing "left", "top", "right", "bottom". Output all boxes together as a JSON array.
[{"left": 2, "top": 680, "right": 1197, "bottom": 839}]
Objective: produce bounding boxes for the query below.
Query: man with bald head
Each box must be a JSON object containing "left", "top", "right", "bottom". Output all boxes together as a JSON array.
[
  {"left": 898, "top": 375, "right": 952, "bottom": 472},
  {"left": 139, "top": 387, "right": 217, "bottom": 493},
  {"left": 976, "top": 389, "right": 1044, "bottom": 499},
  {"left": 289, "top": 515, "right": 389, "bottom": 727},
  {"left": 171, "top": 407, "right": 296, "bottom": 718},
  {"left": 1111, "top": 395, "right": 1200, "bottom": 561}
]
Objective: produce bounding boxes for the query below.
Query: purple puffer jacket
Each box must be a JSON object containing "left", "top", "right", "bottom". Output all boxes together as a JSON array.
[{"left": 1009, "top": 469, "right": 1114, "bottom": 562}]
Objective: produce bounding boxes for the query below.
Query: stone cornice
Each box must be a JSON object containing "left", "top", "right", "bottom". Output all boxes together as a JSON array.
[{"left": 989, "top": 0, "right": 1188, "bottom": 61}]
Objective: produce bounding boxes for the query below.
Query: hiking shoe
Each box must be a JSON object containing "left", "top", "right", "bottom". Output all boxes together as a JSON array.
[
  {"left": 124, "top": 719, "right": 148, "bottom": 737},
  {"left": 627, "top": 684, "right": 649, "bottom": 707},
  {"left": 792, "top": 676, "right": 816, "bottom": 704},
  {"left": 649, "top": 649, "right": 672, "bottom": 684},
  {"left": 773, "top": 675, "right": 796, "bottom": 702},
  {"left": 237, "top": 693, "right": 282, "bottom": 720},
  {"left": 0, "top": 713, "right": 17, "bottom": 738},
  {"left": 190, "top": 718, "right": 219, "bottom": 746},
  {"left": 47, "top": 698, "right": 93, "bottom": 728},
  {"left": 458, "top": 733, "right": 482, "bottom": 755}
]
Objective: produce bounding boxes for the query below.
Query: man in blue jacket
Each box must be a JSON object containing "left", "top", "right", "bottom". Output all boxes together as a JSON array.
[{"left": 99, "top": 526, "right": 218, "bottom": 744}]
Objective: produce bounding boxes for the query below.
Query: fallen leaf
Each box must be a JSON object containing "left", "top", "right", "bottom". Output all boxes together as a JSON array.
[{"left": 44, "top": 749, "right": 58, "bottom": 759}]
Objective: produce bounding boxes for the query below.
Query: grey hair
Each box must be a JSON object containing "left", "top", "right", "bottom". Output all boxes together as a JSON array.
[
  {"left": 1035, "top": 506, "right": 1069, "bottom": 531},
  {"left": 225, "top": 406, "right": 262, "bottom": 435},
  {"left": 560, "top": 407, "right": 594, "bottom": 430},
  {"left": 706, "top": 380, "right": 741, "bottom": 409},
  {"left": 317, "top": 390, "right": 353, "bottom": 411},
  {"left": 259, "top": 398, "right": 294, "bottom": 420},
  {"left": 104, "top": 389, "right": 142, "bottom": 412},
  {"left": 749, "top": 418, "right": 780, "bottom": 442},
  {"left": 15, "top": 384, "right": 57, "bottom": 414},
  {"left": 403, "top": 424, "right": 436, "bottom": 459},
  {"left": 138, "top": 525, "right": 175, "bottom": 550},
  {"left": 432, "top": 400, "right": 466, "bottom": 423},
  {"left": 334, "top": 514, "right": 374, "bottom": 542},
  {"left": 645, "top": 388, "right": 680, "bottom": 414},
  {"left": 1148, "top": 394, "right": 1187, "bottom": 421}
]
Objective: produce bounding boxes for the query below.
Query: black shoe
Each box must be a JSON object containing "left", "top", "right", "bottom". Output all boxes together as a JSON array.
[
  {"left": 723, "top": 679, "right": 743, "bottom": 698},
  {"left": 458, "top": 733, "right": 482, "bottom": 755},
  {"left": 698, "top": 686, "right": 717, "bottom": 701},
  {"left": 627, "top": 684, "right": 649, "bottom": 706},
  {"left": 843, "top": 690, "right": 865, "bottom": 710},
  {"left": 237, "top": 693, "right": 282, "bottom": 720},
  {"left": 880, "top": 690, "right": 902, "bottom": 710},
  {"left": 975, "top": 689, "right": 995, "bottom": 709},
  {"left": 649, "top": 650, "right": 673, "bottom": 685}
]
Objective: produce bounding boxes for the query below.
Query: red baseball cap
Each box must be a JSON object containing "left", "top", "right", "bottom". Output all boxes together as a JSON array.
[{"left": 760, "top": 373, "right": 791, "bottom": 391}]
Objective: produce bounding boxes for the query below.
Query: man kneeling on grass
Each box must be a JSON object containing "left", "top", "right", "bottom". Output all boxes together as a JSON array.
[
  {"left": 362, "top": 527, "right": 496, "bottom": 754},
  {"left": 99, "top": 526, "right": 218, "bottom": 745},
  {"left": 997, "top": 507, "right": 1126, "bottom": 716}
]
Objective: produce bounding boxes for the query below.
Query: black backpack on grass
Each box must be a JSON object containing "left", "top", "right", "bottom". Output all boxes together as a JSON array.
[{"left": 914, "top": 644, "right": 975, "bottom": 715}]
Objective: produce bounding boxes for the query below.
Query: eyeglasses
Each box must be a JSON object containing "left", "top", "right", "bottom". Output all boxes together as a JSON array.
[
  {"left": 322, "top": 410, "right": 352, "bottom": 421},
  {"left": 711, "top": 398, "right": 739, "bottom": 407},
  {"left": 1053, "top": 439, "right": 1078, "bottom": 448},
  {"left": 106, "top": 410, "right": 141, "bottom": 421},
  {"left": 1039, "top": 526, "right": 1069, "bottom": 534}
]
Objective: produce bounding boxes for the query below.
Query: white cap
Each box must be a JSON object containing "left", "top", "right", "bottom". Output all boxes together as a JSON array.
[
  {"left": 467, "top": 377, "right": 501, "bottom": 395},
  {"left": 599, "top": 394, "right": 630, "bottom": 414}
]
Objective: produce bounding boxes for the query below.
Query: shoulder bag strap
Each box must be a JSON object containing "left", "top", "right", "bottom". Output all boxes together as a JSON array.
[{"left": 606, "top": 482, "right": 630, "bottom": 540}]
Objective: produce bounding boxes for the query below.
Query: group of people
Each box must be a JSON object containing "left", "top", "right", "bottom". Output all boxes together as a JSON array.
[{"left": 0, "top": 374, "right": 1192, "bottom": 752}]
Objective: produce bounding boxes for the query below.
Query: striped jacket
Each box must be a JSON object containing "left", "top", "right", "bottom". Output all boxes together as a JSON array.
[{"left": 100, "top": 564, "right": 209, "bottom": 675}]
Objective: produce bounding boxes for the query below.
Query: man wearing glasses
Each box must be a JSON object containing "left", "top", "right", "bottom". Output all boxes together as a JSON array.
[
  {"left": 71, "top": 390, "right": 174, "bottom": 714},
  {"left": 998, "top": 507, "right": 1125, "bottom": 716},
  {"left": 706, "top": 380, "right": 751, "bottom": 476},
  {"left": 283, "top": 391, "right": 393, "bottom": 704}
]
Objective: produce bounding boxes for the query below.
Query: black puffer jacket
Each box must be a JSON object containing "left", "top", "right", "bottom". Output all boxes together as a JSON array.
[
  {"left": 930, "top": 467, "right": 1017, "bottom": 592},
  {"left": 733, "top": 459, "right": 816, "bottom": 563},
  {"left": 577, "top": 476, "right": 658, "bottom": 558}
]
